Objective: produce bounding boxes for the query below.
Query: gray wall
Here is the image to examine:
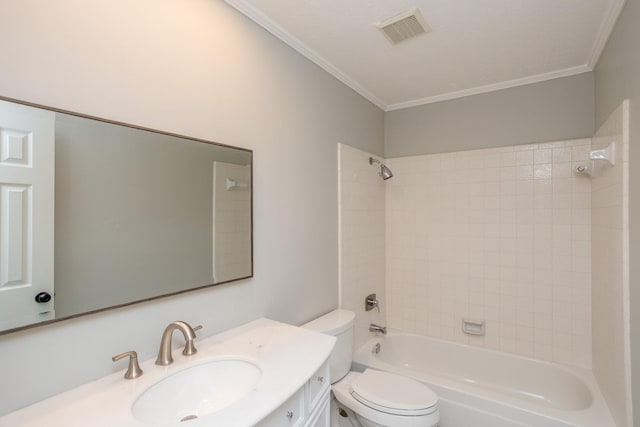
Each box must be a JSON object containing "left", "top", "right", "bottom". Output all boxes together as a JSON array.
[
  {"left": 384, "top": 73, "right": 594, "bottom": 157},
  {"left": 594, "top": 0, "right": 639, "bottom": 423},
  {"left": 0, "top": 0, "right": 383, "bottom": 415}
]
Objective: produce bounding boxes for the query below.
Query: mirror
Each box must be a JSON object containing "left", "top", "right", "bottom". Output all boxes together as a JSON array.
[{"left": 0, "top": 97, "right": 252, "bottom": 334}]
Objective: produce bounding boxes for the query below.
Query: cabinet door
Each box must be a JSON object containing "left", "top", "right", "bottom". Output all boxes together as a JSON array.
[
  {"left": 0, "top": 100, "right": 55, "bottom": 330},
  {"left": 309, "top": 398, "right": 330, "bottom": 427},
  {"left": 307, "top": 361, "right": 330, "bottom": 410}
]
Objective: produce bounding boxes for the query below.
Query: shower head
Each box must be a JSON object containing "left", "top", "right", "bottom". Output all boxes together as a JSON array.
[{"left": 369, "top": 157, "right": 393, "bottom": 180}]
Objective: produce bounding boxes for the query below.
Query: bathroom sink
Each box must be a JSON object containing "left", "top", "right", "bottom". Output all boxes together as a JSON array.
[
  {"left": 132, "top": 359, "right": 261, "bottom": 425},
  {"left": 1, "top": 319, "right": 337, "bottom": 427}
]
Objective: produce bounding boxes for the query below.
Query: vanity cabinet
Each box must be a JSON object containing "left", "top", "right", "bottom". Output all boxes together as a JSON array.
[
  {"left": 257, "top": 359, "right": 330, "bottom": 427},
  {"left": 0, "top": 319, "right": 336, "bottom": 427},
  {"left": 307, "top": 397, "right": 330, "bottom": 427}
]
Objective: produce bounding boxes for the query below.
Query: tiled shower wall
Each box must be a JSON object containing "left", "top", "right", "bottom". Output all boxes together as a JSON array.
[
  {"left": 338, "top": 143, "right": 386, "bottom": 348},
  {"left": 591, "top": 101, "right": 631, "bottom": 426},
  {"left": 385, "top": 139, "right": 593, "bottom": 368}
]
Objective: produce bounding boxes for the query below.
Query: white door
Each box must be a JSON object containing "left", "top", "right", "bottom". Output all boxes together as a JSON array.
[{"left": 0, "top": 100, "right": 55, "bottom": 330}]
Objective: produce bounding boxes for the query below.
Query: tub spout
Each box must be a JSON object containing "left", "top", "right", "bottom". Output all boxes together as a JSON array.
[{"left": 369, "top": 323, "right": 387, "bottom": 335}]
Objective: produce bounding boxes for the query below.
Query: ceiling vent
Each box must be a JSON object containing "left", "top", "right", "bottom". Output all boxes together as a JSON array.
[{"left": 377, "top": 8, "right": 431, "bottom": 45}]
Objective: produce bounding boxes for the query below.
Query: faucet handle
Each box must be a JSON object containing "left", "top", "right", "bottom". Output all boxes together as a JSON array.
[
  {"left": 365, "top": 293, "right": 380, "bottom": 312},
  {"left": 112, "top": 351, "right": 143, "bottom": 379},
  {"left": 183, "top": 325, "right": 202, "bottom": 356}
]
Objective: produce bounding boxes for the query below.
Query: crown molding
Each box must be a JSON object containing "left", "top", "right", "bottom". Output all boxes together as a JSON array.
[
  {"left": 385, "top": 65, "right": 592, "bottom": 111},
  {"left": 224, "top": 0, "right": 387, "bottom": 110},
  {"left": 587, "top": 0, "right": 627, "bottom": 69},
  {"left": 225, "top": 0, "right": 617, "bottom": 113}
]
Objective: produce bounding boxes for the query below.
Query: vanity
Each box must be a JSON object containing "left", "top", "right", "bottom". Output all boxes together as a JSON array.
[{"left": 0, "top": 319, "right": 335, "bottom": 427}]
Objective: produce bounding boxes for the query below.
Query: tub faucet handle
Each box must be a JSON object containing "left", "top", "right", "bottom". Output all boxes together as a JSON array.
[{"left": 365, "top": 293, "right": 380, "bottom": 312}]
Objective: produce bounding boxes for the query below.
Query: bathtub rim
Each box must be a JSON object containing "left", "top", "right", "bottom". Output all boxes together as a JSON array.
[{"left": 353, "top": 330, "right": 616, "bottom": 427}]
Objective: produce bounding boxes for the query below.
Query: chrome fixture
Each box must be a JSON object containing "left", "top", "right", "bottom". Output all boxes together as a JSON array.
[
  {"left": 575, "top": 141, "right": 616, "bottom": 178},
  {"left": 112, "top": 350, "right": 144, "bottom": 379},
  {"left": 369, "top": 323, "right": 387, "bottom": 335},
  {"left": 373, "top": 342, "right": 381, "bottom": 354},
  {"left": 575, "top": 163, "right": 594, "bottom": 177},
  {"left": 365, "top": 293, "right": 380, "bottom": 312},
  {"left": 369, "top": 157, "right": 393, "bottom": 180},
  {"left": 155, "top": 321, "right": 201, "bottom": 366}
]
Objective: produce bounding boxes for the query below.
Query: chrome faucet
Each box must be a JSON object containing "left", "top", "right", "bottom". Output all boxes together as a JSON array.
[
  {"left": 155, "top": 321, "right": 199, "bottom": 366},
  {"left": 369, "top": 323, "right": 387, "bottom": 335}
]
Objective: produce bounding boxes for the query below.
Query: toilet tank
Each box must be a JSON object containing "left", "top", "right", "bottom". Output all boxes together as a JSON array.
[{"left": 302, "top": 309, "right": 355, "bottom": 384}]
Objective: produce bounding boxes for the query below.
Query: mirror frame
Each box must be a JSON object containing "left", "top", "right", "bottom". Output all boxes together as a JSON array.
[{"left": 0, "top": 95, "right": 253, "bottom": 335}]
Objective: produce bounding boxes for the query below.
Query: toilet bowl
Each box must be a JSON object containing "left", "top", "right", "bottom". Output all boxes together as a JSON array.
[{"left": 302, "top": 309, "right": 440, "bottom": 427}]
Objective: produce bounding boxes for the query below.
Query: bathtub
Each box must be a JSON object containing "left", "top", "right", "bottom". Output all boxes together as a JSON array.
[{"left": 351, "top": 331, "right": 615, "bottom": 427}]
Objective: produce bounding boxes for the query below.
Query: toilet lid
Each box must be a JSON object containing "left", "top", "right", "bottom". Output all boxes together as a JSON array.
[{"left": 350, "top": 369, "right": 438, "bottom": 416}]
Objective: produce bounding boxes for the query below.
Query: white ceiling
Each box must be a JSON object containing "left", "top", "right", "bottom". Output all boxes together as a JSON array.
[{"left": 224, "top": 0, "right": 625, "bottom": 111}]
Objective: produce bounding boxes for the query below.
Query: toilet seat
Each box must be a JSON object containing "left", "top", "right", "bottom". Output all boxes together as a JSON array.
[
  {"left": 350, "top": 369, "right": 438, "bottom": 416},
  {"left": 332, "top": 371, "right": 440, "bottom": 427}
]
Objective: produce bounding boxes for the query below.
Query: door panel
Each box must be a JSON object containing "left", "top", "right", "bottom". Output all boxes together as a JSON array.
[{"left": 0, "top": 100, "right": 55, "bottom": 330}]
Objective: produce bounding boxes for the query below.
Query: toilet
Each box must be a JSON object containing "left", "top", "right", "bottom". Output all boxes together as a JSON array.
[{"left": 302, "top": 309, "right": 440, "bottom": 427}]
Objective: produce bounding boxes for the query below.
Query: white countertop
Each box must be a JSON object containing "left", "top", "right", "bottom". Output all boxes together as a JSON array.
[{"left": 0, "top": 318, "right": 336, "bottom": 427}]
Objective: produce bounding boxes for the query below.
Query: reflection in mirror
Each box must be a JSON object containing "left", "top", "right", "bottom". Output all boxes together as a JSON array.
[{"left": 0, "top": 98, "right": 252, "bottom": 334}]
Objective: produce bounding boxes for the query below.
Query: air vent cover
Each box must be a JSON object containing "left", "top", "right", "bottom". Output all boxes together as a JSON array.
[{"left": 377, "top": 8, "right": 431, "bottom": 45}]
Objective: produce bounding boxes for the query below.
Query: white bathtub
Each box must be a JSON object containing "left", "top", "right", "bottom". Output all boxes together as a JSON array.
[{"left": 351, "top": 331, "right": 615, "bottom": 427}]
